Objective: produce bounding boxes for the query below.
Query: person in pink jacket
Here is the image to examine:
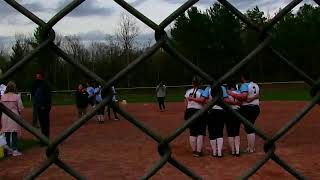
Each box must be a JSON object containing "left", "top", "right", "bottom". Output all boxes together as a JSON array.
[{"left": 1, "top": 81, "right": 24, "bottom": 156}]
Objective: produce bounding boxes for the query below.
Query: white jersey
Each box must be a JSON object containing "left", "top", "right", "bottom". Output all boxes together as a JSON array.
[
  {"left": 0, "top": 84, "right": 6, "bottom": 96},
  {"left": 185, "top": 88, "right": 203, "bottom": 109},
  {"left": 243, "top": 82, "right": 260, "bottom": 106}
]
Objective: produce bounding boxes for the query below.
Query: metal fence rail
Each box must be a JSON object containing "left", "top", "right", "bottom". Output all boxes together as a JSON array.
[{"left": 0, "top": 0, "right": 319, "bottom": 179}]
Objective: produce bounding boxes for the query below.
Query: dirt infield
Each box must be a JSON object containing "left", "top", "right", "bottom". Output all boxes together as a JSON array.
[{"left": 0, "top": 102, "right": 319, "bottom": 179}]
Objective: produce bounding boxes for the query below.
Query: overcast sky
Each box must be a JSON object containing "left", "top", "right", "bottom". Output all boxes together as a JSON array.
[{"left": 0, "top": 0, "right": 315, "bottom": 46}]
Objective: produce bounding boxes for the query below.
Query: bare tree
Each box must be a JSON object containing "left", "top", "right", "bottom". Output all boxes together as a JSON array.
[
  {"left": 62, "top": 35, "right": 89, "bottom": 89},
  {"left": 116, "top": 12, "right": 140, "bottom": 87}
]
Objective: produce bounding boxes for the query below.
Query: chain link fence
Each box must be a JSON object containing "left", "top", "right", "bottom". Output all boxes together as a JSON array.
[{"left": 1, "top": 0, "right": 320, "bottom": 179}]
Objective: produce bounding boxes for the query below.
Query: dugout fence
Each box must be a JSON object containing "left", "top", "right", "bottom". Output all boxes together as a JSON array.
[{"left": 0, "top": 0, "right": 320, "bottom": 179}]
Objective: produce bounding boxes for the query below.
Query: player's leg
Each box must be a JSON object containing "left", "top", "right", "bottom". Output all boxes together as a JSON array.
[
  {"left": 210, "top": 139, "right": 217, "bottom": 157},
  {"left": 240, "top": 106, "right": 251, "bottom": 152},
  {"left": 243, "top": 105, "right": 260, "bottom": 153},
  {"left": 234, "top": 109, "right": 241, "bottom": 156},
  {"left": 247, "top": 106, "right": 260, "bottom": 152},
  {"left": 194, "top": 115, "right": 205, "bottom": 156},
  {"left": 107, "top": 105, "right": 111, "bottom": 120},
  {"left": 228, "top": 137, "right": 235, "bottom": 155},
  {"left": 185, "top": 108, "right": 198, "bottom": 156},
  {"left": 77, "top": 107, "right": 82, "bottom": 118},
  {"left": 101, "top": 106, "right": 105, "bottom": 123},
  {"left": 157, "top": 97, "right": 162, "bottom": 111},
  {"left": 113, "top": 102, "right": 119, "bottom": 120},
  {"left": 196, "top": 114, "right": 206, "bottom": 156},
  {"left": 226, "top": 113, "right": 235, "bottom": 154},
  {"left": 208, "top": 110, "right": 218, "bottom": 157},
  {"left": 161, "top": 97, "right": 165, "bottom": 110},
  {"left": 196, "top": 135, "right": 203, "bottom": 154},
  {"left": 95, "top": 105, "right": 100, "bottom": 122},
  {"left": 216, "top": 110, "right": 225, "bottom": 157}
]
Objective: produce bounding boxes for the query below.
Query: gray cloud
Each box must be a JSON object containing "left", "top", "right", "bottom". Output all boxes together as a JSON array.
[
  {"left": 162, "top": 0, "right": 212, "bottom": 5},
  {"left": 0, "top": 1, "right": 15, "bottom": 17},
  {"left": 0, "top": 35, "right": 14, "bottom": 45},
  {"left": 76, "top": 30, "right": 106, "bottom": 41},
  {"left": 0, "top": 1, "right": 50, "bottom": 17},
  {"left": 0, "top": 1, "right": 50, "bottom": 25},
  {"left": 130, "top": 0, "right": 148, "bottom": 7},
  {"left": 162, "top": 0, "right": 316, "bottom": 11},
  {"left": 22, "top": 2, "right": 49, "bottom": 12},
  {"left": 57, "top": 0, "right": 114, "bottom": 17}
]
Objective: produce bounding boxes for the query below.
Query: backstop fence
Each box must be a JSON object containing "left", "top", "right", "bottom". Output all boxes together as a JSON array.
[{"left": 0, "top": 0, "right": 320, "bottom": 179}]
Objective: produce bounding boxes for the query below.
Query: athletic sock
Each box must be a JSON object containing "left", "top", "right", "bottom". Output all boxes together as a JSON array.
[
  {"left": 196, "top": 135, "right": 204, "bottom": 153},
  {"left": 189, "top": 136, "right": 197, "bottom": 152},
  {"left": 210, "top": 140, "right": 217, "bottom": 156},
  {"left": 235, "top": 136, "right": 240, "bottom": 154},
  {"left": 217, "top": 138, "right": 224, "bottom": 156},
  {"left": 228, "top": 137, "right": 235, "bottom": 154}
]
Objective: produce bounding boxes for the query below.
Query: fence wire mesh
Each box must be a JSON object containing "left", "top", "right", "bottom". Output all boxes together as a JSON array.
[{"left": 0, "top": 0, "right": 320, "bottom": 179}]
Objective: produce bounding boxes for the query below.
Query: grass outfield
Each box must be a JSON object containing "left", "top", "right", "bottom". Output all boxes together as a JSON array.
[{"left": 20, "top": 87, "right": 312, "bottom": 107}]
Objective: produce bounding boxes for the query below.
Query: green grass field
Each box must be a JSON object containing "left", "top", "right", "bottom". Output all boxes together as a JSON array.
[{"left": 20, "top": 84, "right": 312, "bottom": 107}]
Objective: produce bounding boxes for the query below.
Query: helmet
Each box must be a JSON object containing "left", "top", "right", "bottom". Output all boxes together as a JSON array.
[{"left": 192, "top": 76, "right": 201, "bottom": 85}]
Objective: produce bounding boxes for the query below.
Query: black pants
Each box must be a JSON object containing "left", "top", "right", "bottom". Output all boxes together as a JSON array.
[
  {"left": 207, "top": 109, "right": 225, "bottom": 140},
  {"left": 37, "top": 106, "right": 51, "bottom": 139},
  {"left": 107, "top": 101, "right": 118, "bottom": 119},
  {"left": 5, "top": 132, "right": 18, "bottom": 150},
  {"left": 157, "top": 97, "right": 165, "bottom": 110},
  {"left": 225, "top": 109, "right": 241, "bottom": 137},
  {"left": 184, "top": 108, "right": 206, "bottom": 136},
  {"left": 89, "top": 97, "right": 95, "bottom": 106},
  {"left": 240, "top": 105, "right": 260, "bottom": 134}
]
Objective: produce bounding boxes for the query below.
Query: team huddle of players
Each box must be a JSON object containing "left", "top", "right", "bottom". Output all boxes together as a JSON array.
[{"left": 184, "top": 73, "right": 260, "bottom": 157}]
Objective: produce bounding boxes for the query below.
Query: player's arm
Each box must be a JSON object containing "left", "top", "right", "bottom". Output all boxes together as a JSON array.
[
  {"left": 231, "top": 91, "right": 248, "bottom": 101},
  {"left": 184, "top": 92, "right": 189, "bottom": 109},
  {"left": 187, "top": 96, "right": 206, "bottom": 104},
  {"left": 247, "top": 93, "right": 259, "bottom": 102},
  {"left": 184, "top": 98, "right": 188, "bottom": 109},
  {"left": 224, "top": 97, "right": 241, "bottom": 105},
  {"left": 194, "top": 87, "right": 210, "bottom": 104},
  {"left": 227, "top": 85, "right": 248, "bottom": 101}
]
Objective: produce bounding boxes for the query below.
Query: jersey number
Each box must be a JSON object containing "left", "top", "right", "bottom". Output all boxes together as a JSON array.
[{"left": 253, "top": 86, "right": 257, "bottom": 94}]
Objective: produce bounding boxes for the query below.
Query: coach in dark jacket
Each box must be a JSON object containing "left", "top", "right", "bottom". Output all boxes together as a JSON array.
[{"left": 31, "top": 72, "right": 52, "bottom": 139}]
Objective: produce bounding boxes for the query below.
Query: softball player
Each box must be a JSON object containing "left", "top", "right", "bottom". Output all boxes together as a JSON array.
[
  {"left": 94, "top": 85, "right": 105, "bottom": 123},
  {"left": 200, "top": 85, "right": 228, "bottom": 158},
  {"left": 87, "top": 82, "right": 95, "bottom": 107},
  {"left": 107, "top": 86, "right": 119, "bottom": 121},
  {"left": 228, "top": 73, "right": 260, "bottom": 153},
  {"left": 184, "top": 77, "right": 205, "bottom": 157}
]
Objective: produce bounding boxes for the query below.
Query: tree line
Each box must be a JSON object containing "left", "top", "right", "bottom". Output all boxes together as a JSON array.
[{"left": 0, "top": 3, "right": 319, "bottom": 91}]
